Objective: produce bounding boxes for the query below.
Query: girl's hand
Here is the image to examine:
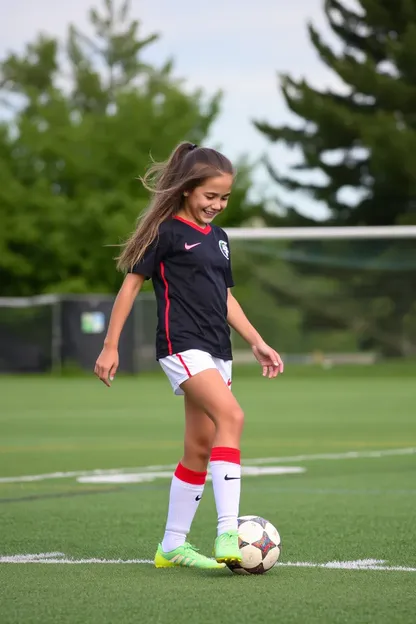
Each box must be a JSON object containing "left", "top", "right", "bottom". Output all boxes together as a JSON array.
[
  {"left": 252, "top": 342, "right": 284, "bottom": 378},
  {"left": 94, "top": 346, "right": 119, "bottom": 387}
]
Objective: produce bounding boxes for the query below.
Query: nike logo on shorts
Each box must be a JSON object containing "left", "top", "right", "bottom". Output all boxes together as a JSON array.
[
  {"left": 224, "top": 474, "right": 240, "bottom": 481},
  {"left": 195, "top": 494, "right": 202, "bottom": 501},
  {"left": 184, "top": 242, "right": 201, "bottom": 250}
]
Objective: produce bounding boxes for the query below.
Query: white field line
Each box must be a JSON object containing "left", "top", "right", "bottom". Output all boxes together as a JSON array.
[
  {"left": 0, "top": 553, "right": 153, "bottom": 564},
  {"left": 1, "top": 447, "right": 414, "bottom": 484},
  {"left": 1, "top": 553, "right": 415, "bottom": 572},
  {"left": 77, "top": 466, "right": 305, "bottom": 484},
  {"left": 245, "top": 447, "right": 416, "bottom": 465},
  {"left": 0, "top": 465, "right": 176, "bottom": 484},
  {"left": 0, "top": 552, "right": 65, "bottom": 561},
  {"left": 280, "top": 559, "right": 416, "bottom": 572}
]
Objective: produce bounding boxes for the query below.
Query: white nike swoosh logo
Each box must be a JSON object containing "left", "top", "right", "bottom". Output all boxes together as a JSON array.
[{"left": 184, "top": 243, "right": 201, "bottom": 250}]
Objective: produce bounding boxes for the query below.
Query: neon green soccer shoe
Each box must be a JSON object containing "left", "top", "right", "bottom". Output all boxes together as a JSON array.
[
  {"left": 154, "top": 542, "right": 226, "bottom": 570},
  {"left": 214, "top": 530, "right": 242, "bottom": 565}
]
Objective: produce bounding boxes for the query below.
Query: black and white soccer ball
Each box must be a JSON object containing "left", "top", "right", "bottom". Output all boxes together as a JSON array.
[{"left": 227, "top": 515, "right": 281, "bottom": 575}]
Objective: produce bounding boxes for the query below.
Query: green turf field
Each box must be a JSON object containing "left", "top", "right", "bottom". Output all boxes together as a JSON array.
[{"left": 1, "top": 363, "right": 416, "bottom": 623}]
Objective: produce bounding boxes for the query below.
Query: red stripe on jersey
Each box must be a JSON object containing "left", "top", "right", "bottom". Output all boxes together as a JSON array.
[
  {"left": 210, "top": 446, "right": 241, "bottom": 465},
  {"left": 160, "top": 262, "right": 172, "bottom": 355},
  {"left": 176, "top": 353, "right": 192, "bottom": 378},
  {"left": 173, "top": 215, "right": 211, "bottom": 235},
  {"left": 175, "top": 462, "right": 207, "bottom": 485}
]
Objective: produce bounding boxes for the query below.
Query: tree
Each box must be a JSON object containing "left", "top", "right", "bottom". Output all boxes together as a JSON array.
[
  {"left": 255, "top": 0, "right": 416, "bottom": 227},
  {"left": 0, "top": 0, "right": 227, "bottom": 296},
  {"left": 252, "top": 0, "right": 416, "bottom": 356}
]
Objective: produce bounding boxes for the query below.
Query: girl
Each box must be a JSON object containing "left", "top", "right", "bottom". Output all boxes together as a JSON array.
[{"left": 94, "top": 142, "right": 283, "bottom": 570}]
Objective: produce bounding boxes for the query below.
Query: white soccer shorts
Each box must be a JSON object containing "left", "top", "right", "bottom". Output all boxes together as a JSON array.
[{"left": 159, "top": 349, "right": 232, "bottom": 396}]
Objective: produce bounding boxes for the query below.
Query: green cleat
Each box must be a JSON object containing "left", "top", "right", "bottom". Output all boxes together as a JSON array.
[
  {"left": 214, "top": 530, "right": 242, "bottom": 565},
  {"left": 154, "top": 542, "right": 226, "bottom": 570}
]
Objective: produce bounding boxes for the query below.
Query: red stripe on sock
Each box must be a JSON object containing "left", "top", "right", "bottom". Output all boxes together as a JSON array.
[
  {"left": 210, "top": 446, "right": 241, "bottom": 465},
  {"left": 174, "top": 462, "right": 207, "bottom": 485}
]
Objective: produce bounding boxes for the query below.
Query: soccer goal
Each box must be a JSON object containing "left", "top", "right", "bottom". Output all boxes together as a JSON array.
[
  {"left": 1, "top": 226, "right": 415, "bottom": 373},
  {"left": 225, "top": 225, "right": 416, "bottom": 366}
]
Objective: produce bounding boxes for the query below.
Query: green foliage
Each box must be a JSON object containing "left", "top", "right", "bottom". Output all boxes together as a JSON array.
[
  {"left": 255, "top": 0, "right": 416, "bottom": 226},
  {"left": 253, "top": 0, "right": 416, "bottom": 356},
  {"left": 0, "top": 0, "right": 265, "bottom": 296}
]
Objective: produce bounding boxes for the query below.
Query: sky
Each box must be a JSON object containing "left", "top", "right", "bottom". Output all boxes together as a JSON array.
[{"left": 0, "top": 0, "right": 353, "bottom": 219}]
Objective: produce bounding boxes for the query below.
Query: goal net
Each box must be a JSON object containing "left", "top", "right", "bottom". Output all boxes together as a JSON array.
[{"left": 226, "top": 226, "right": 416, "bottom": 365}]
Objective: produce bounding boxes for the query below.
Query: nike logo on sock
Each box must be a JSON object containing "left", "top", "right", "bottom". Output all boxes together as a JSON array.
[
  {"left": 224, "top": 474, "right": 240, "bottom": 481},
  {"left": 195, "top": 494, "right": 202, "bottom": 501},
  {"left": 184, "top": 242, "right": 201, "bottom": 250}
]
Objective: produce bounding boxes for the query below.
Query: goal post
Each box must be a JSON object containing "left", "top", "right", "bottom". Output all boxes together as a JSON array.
[{"left": 224, "top": 225, "right": 416, "bottom": 365}]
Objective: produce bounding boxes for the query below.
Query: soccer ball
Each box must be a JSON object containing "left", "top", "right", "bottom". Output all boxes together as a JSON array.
[{"left": 227, "top": 515, "right": 281, "bottom": 575}]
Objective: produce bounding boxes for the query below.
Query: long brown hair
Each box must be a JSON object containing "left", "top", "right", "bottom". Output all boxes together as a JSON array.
[{"left": 116, "top": 142, "right": 234, "bottom": 271}]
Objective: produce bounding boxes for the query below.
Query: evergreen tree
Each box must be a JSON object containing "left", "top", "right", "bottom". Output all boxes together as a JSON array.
[
  {"left": 256, "top": 0, "right": 416, "bottom": 226},
  {"left": 253, "top": 0, "right": 416, "bottom": 355}
]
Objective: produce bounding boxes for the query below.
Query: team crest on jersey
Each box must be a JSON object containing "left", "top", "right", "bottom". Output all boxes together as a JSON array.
[{"left": 219, "top": 240, "right": 229, "bottom": 260}]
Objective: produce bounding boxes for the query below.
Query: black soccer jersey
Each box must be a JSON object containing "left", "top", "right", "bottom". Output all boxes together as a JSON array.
[{"left": 130, "top": 216, "right": 234, "bottom": 360}]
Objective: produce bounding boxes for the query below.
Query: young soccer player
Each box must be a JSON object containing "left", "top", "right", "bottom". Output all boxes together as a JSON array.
[{"left": 94, "top": 142, "right": 283, "bottom": 570}]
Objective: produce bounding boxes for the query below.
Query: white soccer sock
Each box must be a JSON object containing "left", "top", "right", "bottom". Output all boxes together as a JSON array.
[
  {"left": 210, "top": 447, "right": 241, "bottom": 536},
  {"left": 161, "top": 463, "right": 206, "bottom": 553}
]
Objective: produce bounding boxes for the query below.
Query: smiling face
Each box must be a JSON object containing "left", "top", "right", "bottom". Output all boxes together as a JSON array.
[{"left": 179, "top": 173, "right": 234, "bottom": 227}]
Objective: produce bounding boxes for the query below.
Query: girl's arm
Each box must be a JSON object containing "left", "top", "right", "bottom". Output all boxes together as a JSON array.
[
  {"left": 95, "top": 273, "right": 145, "bottom": 386},
  {"left": 227, "top": 290, "right": 284, "bottom": 378}
]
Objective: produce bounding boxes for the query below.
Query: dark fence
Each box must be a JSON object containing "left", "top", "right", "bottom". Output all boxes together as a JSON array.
[{"left": 0, "top": 294, "right": 157, "bottom": 373}]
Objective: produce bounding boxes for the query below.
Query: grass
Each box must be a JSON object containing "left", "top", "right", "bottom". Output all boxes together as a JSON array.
[{"left": 1, "top": 362, "right": 416, "bottom": 623}]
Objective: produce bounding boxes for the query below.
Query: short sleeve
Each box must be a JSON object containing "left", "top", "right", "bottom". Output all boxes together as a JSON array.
[
  {"left": 129, "top": 227, "right": 172, "bottom": 280},
  {"left": 223, "top": 231, "right": 234, "bottom": 288}
]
